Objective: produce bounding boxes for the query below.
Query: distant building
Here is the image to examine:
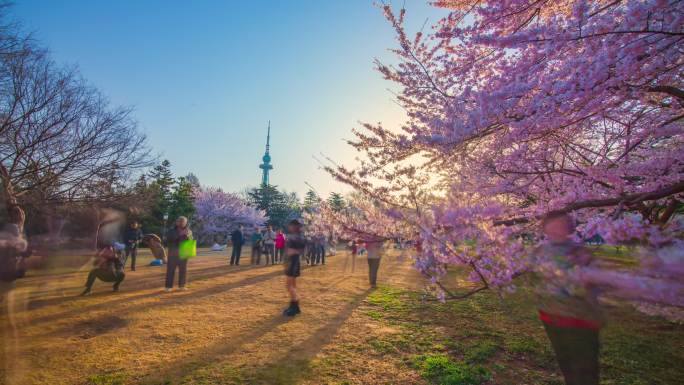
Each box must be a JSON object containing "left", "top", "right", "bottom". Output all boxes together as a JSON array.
[{"left": 259, "top": 121, "right": 273, "bottom": 186}]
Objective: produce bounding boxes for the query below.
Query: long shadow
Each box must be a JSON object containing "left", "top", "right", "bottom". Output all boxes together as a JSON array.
[
  {"left": 143, "top": 315, "right": 292, "bottom": 384},
  {"left": 29, "top": 269, "right": 296, "bottom": 325},
  {"left": 182, "top": 287, "right": 374, "bottom": 385},
  {"left": 24, "top": 261, "right": 256, "bottom": 311},
  {"left": 35, "top": 266, "right": 316, "bottom": 337}
]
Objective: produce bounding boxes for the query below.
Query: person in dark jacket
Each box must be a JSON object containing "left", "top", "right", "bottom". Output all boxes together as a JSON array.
[
  {"left": 80, "top": 243, "right": 125, "bottom": 295},
  {"left": 283, "top": 219, "right": 306, "bottom": 316},
  {"left": 230, "top": 226, "right": 244, "bottom": 265},
  {"left": 123, "top": 221, "right": 143, "bottom": 271},
  {"left": 165, "top": 216, "right": 193, "bottom": 291}
]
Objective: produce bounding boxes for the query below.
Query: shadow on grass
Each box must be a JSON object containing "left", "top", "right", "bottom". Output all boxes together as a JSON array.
[
  {"left": 32, "top": 267, "right": 308, "bottom": 338},
  {"left": 24, "top": 263, "right": 296, "bottom": 326},
  {"left": 238, "top": 287, "right": 375, "bottom": 385}
]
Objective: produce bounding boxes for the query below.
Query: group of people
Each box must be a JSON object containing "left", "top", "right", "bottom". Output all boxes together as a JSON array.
[
  {"left": 4, "top": 206, "right": 612, "bottom": 384},
  {"left": 80, "top": 217, "right": 340, "bottom": 318}
]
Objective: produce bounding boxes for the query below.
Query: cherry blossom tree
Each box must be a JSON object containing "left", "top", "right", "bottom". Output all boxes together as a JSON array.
[
  {"left": 193, "top": 187, "right": 266, "bottom": 244},
  {"left": 324, "top": 0, "right": 684, "bottom": 313}
]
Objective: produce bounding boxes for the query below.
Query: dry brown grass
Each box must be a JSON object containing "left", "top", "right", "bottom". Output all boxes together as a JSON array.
[{"left": 1, "top": 249, "right": 424, "bottom": 385}]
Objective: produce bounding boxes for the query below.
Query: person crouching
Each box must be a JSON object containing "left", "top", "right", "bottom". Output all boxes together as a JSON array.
[{"left": 81, "top": 243, "right": 125, "bottom": 296}]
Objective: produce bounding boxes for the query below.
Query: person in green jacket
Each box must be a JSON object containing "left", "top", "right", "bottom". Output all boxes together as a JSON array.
[{"left": 251, "top": 229, "right": 263, "bottom": 265}]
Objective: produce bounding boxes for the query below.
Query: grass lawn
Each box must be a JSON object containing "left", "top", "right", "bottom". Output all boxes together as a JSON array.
[{"left": 1, "top": 249, "right": 681, "bottom": 384}]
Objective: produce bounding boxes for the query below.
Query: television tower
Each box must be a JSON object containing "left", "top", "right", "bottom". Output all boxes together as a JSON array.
[{"left": 259, "top": 121, "right": 273, "bottom": 186}]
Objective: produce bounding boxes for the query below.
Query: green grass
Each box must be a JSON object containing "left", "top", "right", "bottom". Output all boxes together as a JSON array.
[
  {"left": 352, "top": 266, "right": 684, "bottom": 385},
  {"left": 413, "top": 354, "right": 491, "bottom": 385},
  {"left": 85, "top": 372, "right": 129, "bottom": 385}
]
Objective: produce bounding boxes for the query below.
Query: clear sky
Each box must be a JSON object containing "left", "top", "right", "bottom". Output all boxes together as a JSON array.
[{"left": 13, "top": 1, "right": 446, "bottom": 198}]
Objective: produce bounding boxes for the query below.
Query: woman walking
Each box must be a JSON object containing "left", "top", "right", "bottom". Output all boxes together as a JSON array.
[
  {"left": 283, "top": 219, "right": 305, "bottom": 316},
  {"left": 165, "top": 216, "right": 193, "bottom": 292}
]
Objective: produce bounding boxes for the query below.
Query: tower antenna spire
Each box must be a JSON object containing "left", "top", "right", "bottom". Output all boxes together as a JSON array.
[{"left": 266, "top": 120, "right": 271, "bottom": 153}]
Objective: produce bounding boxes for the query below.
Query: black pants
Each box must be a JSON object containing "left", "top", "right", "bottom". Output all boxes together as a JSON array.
[
  {"left": 165, "top": 255, "right": 188, "bottom": 288},
  {"left": 275, "top": 248, "right": 284, "bottom": 263},
  {"left": 367, "top": 258, "right": 380, "bottom": 286},
  {"left": 85, "top": 268, "right": 125, "bottom": 290},
  {"left": 543, "top": 323, "right": 600, "bottom": 385},
  {"left": 230, "top": 244, "right": 242, "bottom": 265},
  {"left": 124, "top": 246, "right": 137, "bottom": 270}
]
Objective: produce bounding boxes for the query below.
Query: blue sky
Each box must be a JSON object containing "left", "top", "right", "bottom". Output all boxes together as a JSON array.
[{"left": 14, "top": 1, "right": 445, "bottom": 198}]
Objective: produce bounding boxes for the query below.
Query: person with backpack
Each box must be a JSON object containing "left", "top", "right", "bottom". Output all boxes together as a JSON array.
[
  {"left": 164, "top": 216, "right": 193, "bottom": 291},
  {"left": 123, "top": 221, "right": 143, "bottom": 271},
  {"left": 282, "top": 219, "right": 305, "bottom": 316},
  {"left": 274, "top": 229, "right": 286, "bottom": 264},
  {"left": 230, "top": 226, "right": 244, "bottom": 265},
  {"left": 80, "top": 243, "right": 126, "bottom": 295}
]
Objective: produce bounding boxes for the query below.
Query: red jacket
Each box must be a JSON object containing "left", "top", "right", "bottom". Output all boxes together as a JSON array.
[{"left": 275, "top": 233, "right": 286, "bottom": 249}]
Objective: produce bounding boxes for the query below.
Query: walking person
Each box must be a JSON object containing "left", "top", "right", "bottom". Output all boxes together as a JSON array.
[
  {"left": 533, "top": 212, "right": 602, "bottom": 385},
  {"left": 282, "top": 219, "right": 305, "bottom": 316},
  {"left": 250, "top": 229, "right": 263, "bottom": 265},
  {"left": 81, "top": 243, "right": 126, "bottom": 295},
  {"left": 230, "top": 226, "right": 244, "bottom": 265},
  {"left": 263, "top": 225, "right": 276, "bottom": 265},
  {"left": 275, "top": 229, "right": 286, "bottom": 264},
  {"left": 366, "top": 239, "right": 383, "bottom": 288},
  {"left": 123, "top": 221, "right": 143, "bottom": 271},
  {"left": 317, "top": 235, "right": 326, "bottom": 265},
  {"left": 164, "top": 216, "right": 193, "bottom": 292}
]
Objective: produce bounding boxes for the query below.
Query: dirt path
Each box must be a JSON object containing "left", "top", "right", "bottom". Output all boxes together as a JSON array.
[{"left": 1, "top": 249, "right": 424, "bottom": 384}]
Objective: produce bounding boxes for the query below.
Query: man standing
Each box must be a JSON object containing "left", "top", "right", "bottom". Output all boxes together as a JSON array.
[
  {"left": 123, "top": 221, "right": 143, "bottom": 271},
  {"left": 263, "top": 225, "right": 276, "bottom": 265},
  {"left": 165, "top": 216, "right": 193, "bottom": 291},
  {"left": 230, "top": 226, "right": 244, "bottom": 266},
  {"left": 250, "top": 229, "right": 263, "bottom": 265}
]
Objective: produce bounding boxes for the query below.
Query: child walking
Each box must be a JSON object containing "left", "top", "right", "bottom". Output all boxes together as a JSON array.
[{"left": 283, "top": 219, "right": 305, "bottom": 316}]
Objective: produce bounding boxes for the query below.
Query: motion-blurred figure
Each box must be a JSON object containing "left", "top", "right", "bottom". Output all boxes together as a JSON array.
[
  {"left": 533, "top": 212, "right": 602, "bottom": 385},
  {"left": 81, "top": 243, "right": 126, "bottom": 295},
  {"left": 144, "top": 233, "right": 167, "bottom": 265},
  {"left": 283, "top": 219, "right": 305, "bottom": 316}
]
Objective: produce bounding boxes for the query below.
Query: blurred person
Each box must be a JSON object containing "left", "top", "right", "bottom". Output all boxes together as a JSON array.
[
  {"left": 165, "top": 216, "right": 193, "bottom": 291},
  {"left": 80, "top": 243, "right": 126, "bottom": 295},
  {"left": 366, "top": 239, "right": 383, "bottom": 288},
  {"left": 275, "top": 229, "right": 286, "bottom": 264},
  {"left": 263, "top": 225, "right": 276, "bottom": 265},
  {"left": 144, "top": 233, "right": 167, "bottom": 265},
  {"left": 306, "top": 236, "right": 316, "bottom": 265},
  {"left": 315, "top": 235, "right": 326, "bottom": 265},
  {"left": 283, "top": 219, "right": 305, "bottom": 316},
  {"left": 533, "top": 211, "right": 602, "bottom": 385},
  {"left": 123, "top": 221, "right": 143, "bottom": 271},
  {"left": 250, "top": 228, "right": 263, "bottom": 265},
  {"left": 0, "top": 218, "right": 31, "bottom": 382},
  {"left": 230, "top": 225, "right": 244, "bottom": 265}
]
